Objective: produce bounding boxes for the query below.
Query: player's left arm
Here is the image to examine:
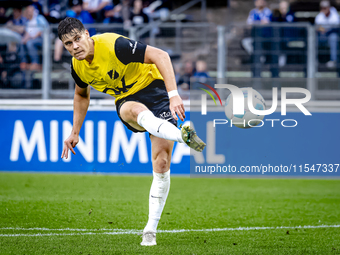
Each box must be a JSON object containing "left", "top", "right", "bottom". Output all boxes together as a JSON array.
[{"left": 144, "top": 46, "right": 185, "bottom": 121}]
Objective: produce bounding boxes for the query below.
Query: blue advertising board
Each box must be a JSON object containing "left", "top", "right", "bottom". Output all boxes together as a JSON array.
[
  {"left": 0, "top": 109, "right": 339, "bottom": 177},
  {"left": 0, "top": 110, "right": 190, "bottom": 174},
  {"left": 190, "top": 111, "right": 340, "bottom": 177}
]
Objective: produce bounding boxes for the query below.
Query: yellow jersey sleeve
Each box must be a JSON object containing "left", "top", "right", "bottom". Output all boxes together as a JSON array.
[{"left": 71, "top": 61, "right": 88, "bottom": 88}]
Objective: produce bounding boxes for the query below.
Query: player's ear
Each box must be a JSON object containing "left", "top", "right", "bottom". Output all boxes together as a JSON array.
[{"left": 84, "top": 29, "right": 90, "bottom": 38}]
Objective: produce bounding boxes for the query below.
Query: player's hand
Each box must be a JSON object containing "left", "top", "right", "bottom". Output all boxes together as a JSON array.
[
  {"left": 61, "top": 133, "right": 79, "bottom": 159},
  {"left": 170, "top": 95, "right": 185, "bottom": 121}
]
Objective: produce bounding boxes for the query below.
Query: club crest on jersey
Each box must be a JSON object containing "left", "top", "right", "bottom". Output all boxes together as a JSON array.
[
  {"left": 103, "top": 75, "right": 137, "bottom": 95},
  {"left": 107, "top": 69, "right": 119, "bottom": 80}
]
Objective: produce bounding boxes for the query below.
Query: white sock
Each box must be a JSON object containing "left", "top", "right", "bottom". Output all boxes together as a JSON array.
[
  {"left": 137, "top": 110, "right": 184, "bottom": 143},
  {"left": 144, "top": 170, "right": 170, "bottom": 233}
]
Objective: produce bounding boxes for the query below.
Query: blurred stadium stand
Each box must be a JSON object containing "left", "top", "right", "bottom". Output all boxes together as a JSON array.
[{"left": 1, "top": 0, "right": 340, "bottom": 101}]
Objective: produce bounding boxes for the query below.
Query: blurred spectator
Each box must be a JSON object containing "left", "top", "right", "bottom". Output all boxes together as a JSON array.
[
  {"left": 178, "top": 60, "right": 194, "bottom": 89},
  {"left": 2, "top": 7, "right": 27, "bottom": 88},
  {"left": 31, "top": 0, "right": 44, "bottom": 16},
  {"left": 20, "top": 4, "right": 48, "bottom": 72},
  {"left": 0, "top": 7, "right": 9, "bottom": 24},
  {"left": 2, "top": 4, "right": 27, "bottom": 66},
  {"left": 271, "top": 1, "right": 296, "bottom": 68},
  {"left": 0, "top": 53, "right": 4, "bottom": 88},
  {"left": 247, "top": 0, "right": 271, "bottom": 25},
  {"left": 130, "top": 0, "right": 149, "bottom": 26},
  {"left": 315, "top": 0, "right": 339, "bottom": 68},
  {"left": 193, "top": 60, "right": 210, "bottom": 83},
  {"left": 178, "top": 82, "right": 190, "bottom": 100},
  {"left": 174, "top": 62, "right": 189, "bottom": 99},
  {"left": 271, "top": 1, "right": 295, "bottom": 23},
  {"left": 83, "top": 0, "right": 111, "bottom": 23},
  {"left": 0, "top": 42, "right": 23, "bottom": 88},
  {"left": 6, "top": 8, "right": 27, "bottom": 35},
  {"left": 246, "top": 0, "right": 280, "bottom": 78},
  {"left": 48, "top": 0, "right": 67, "bottom": 23},
  {"left": 49, "top": 0, "right": 63, "bottom": 20},
  {"left": 173, "top": 61, "right": 181, "bottom": 84},
  {"left": 66, "top": 0, "right": 94, "bottom": 25},
  {"left": 121, "top": 0, "right": 133, "bottom": 30},
  {"left": 54, "top": 0, "right": 94, "bottom": 64},
  {"left": 144, "top": 0, "right": 171, "bottom": 21},
  {"left": 103, "top": 4, "right": 123, "bottom": 24}
]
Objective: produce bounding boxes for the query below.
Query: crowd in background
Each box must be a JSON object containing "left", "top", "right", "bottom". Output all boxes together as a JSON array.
[
  {"left": 175, "top": 59, "right": 211, "bottom": 100},
  {"left": 0, "top": 0, "right": 171, "bottom": 25},
  {"left": 0, "top": 0, "right": 171, "bottom": 88},
  {"left": 246, "top": 0, "right": 340, "bottom": 78},
  {"left": 1, "top": 0, "right": 340, "bottom": 90}
]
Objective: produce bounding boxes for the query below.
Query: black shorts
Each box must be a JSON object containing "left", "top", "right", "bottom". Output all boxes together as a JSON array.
[{"left": 115, "top": 79, "right": 177, "bottom": 133}]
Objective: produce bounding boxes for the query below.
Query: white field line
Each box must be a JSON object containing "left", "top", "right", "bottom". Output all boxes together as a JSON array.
[{"left": 0, "top": 224, "right": 339, "bottom": 237}]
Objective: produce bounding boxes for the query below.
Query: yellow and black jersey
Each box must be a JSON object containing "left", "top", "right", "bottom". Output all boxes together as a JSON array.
[{"left": 71, "top": 33, "right": 163, "bottom": 102}]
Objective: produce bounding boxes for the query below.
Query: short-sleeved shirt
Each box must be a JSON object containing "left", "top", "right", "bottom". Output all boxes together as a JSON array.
[
  {"left": 315, "top": 7, "right": 340, "bottom": 26},
  {"left": 25, "top": 14, "right": 48, "bottom": 38},
  {"left": 11, "top": 16, "right": 27, "bottom": 26},
  {"left": 71, "top": 33, "right": 163, "bottom": 102},
  {"left": 83, "top": 0, "right": 110, "bottom": 10},
  {"left": 66, "top": 10, "right": 94, "bottom": 25},
  {"left": 247, "top": 7, "right": 272, "bottom": 24}
]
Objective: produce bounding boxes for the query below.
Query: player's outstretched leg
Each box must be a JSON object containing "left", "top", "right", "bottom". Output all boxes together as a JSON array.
[
  {"left": 137, "top": 110, "right": 183, "bottom": 143},
  {"left": 120, "top": 102, "right": 206, "bottom": 152},
  {"left": 141, "top": 136, "right": 173, "bottom": 246},
  {"left": 137, "top": 110, "right": 206, "bottom": 152}
]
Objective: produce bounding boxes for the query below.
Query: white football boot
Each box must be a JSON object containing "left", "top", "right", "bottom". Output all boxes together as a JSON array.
[{"left": 140, "top": 231, "right": 157, "bottom": 246}]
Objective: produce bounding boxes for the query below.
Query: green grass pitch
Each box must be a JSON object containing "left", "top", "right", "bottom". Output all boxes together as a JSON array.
[{"left": 0, "top": 173, "right": 339, "bottom": 254}]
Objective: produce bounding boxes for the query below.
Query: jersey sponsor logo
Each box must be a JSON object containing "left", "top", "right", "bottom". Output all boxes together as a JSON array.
[{"left": 103, "top": 76, "right": 137, "bottom": 95}]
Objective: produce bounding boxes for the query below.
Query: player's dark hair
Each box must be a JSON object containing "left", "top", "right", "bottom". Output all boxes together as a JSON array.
[{"left": 58, "top": 17, "right": 85, "bottom": 40}]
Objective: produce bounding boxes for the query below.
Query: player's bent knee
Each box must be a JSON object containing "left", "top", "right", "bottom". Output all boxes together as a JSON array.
[
  {"left": 120, "top": 102, "right": 148, "bottom": 122},
  {"left": 130, "top": 104, "right": 148, "bottom": 119}
]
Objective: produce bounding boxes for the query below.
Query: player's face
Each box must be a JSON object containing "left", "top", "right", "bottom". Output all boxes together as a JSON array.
[{"left": 62, "top": 30, "right": 91, "bottom": 60}]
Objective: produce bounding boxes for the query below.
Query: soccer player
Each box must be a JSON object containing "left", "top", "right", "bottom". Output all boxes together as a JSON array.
[{"left": 59, "top": 17, "right": 206, "bottom": 246}]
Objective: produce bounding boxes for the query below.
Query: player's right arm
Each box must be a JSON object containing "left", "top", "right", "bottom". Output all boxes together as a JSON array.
[{"left": 61, "top": 85, "right": 90, "bottom": 159}]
